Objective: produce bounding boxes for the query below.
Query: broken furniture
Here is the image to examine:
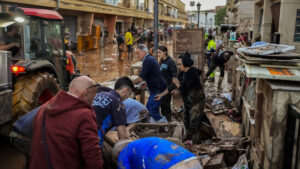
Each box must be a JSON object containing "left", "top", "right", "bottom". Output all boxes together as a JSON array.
[{"left": 233, "top": 44, "right": 300, "bottom": 169}]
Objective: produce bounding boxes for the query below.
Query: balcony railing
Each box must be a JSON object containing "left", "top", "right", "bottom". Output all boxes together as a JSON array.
[{"left": 136, "top": 5, "right": 145, "bottom": 11}]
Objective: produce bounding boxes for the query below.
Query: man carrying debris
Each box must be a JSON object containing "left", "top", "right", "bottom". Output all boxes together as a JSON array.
[
  {"left": 204, "top": 49, "right": 234, "bottom": 89},
  {"left": 93, "top": 77, "right": 134, "bottom": 146},
  {"left": 113, "top": 137, "right": 203, "bottom": 169},
  {"left": 133, "top": 44, "right": 167, "bottom": 122}
]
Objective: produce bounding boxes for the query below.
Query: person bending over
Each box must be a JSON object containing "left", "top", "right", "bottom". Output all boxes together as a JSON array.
[
  {"left": 204, "top": 49, "right": 234, "bottom": 89},
  {"left": 113, "top": 137, "right": 203, "bottom": 169}
]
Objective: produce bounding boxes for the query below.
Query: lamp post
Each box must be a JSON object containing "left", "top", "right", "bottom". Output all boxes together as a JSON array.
[
  {"left": 196, "top": 2, "right": 201, "bottom": 28},
  {"left": 205, "top": 12, "right": 208, "bottom": 28},
  {"left": 154, "top": 0, "right": 158, "bottom": 56}
]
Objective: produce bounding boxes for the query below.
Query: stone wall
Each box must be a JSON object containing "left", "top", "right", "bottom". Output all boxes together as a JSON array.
[
  {"left": 253, "top": 79, "right": 300, "bottom": 169},
  {"left": 279, "top": 0, "right": 300, "bottom": 53}
]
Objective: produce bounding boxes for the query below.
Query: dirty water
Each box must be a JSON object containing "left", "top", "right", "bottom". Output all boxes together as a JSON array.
[
  {"left": 0, "top": 136, "right": 26, "bottom": 169},
  {"left": 75, "top": 42, "right": 173, "bottom": 83}
]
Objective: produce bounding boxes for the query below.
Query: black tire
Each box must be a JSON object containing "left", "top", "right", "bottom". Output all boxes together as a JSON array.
[{"left": 12, "top": 72, "right": 59, "bottom": 122}]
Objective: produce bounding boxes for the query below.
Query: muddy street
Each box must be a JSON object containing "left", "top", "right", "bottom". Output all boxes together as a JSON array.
[
  {"left": 1, "top": 1, "right": 300, "bottom": 168},
  {"left": 76, "top": 42, "right": 173, "bottom": 83}
]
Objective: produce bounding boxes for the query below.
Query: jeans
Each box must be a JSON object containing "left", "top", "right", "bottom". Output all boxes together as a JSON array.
[{"left": 146, "top": 94, "right": 162, "bottom": 121}]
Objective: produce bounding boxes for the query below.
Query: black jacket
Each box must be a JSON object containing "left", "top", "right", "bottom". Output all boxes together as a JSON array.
[
  {"left": 160, "top": 56, "right": 177, "bottom": 86},
  {"left": 212, "top": 51, "right": 232, "bottom": 65},
  {"left": 168, "top": 67, "right": 203, "bottom": 96}
]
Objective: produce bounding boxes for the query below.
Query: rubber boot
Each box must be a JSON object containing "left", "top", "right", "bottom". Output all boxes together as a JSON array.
[{"left": 218, "top": 77, "right": 223, "bottom": 90}]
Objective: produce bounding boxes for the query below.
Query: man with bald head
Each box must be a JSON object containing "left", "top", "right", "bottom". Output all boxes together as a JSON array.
[{"left": 29, "top": 76, "right": 103, "bottom": 169}]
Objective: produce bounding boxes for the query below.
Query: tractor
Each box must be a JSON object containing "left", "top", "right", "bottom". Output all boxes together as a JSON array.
[{"left": 0, "top": 7, "right": 79, "bottom": 125}]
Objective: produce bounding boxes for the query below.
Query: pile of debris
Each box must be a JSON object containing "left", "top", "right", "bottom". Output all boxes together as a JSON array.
[
  {"left": 206, "top": 92, "right": 233, "bottom": 115},
  {"left": 185, "top": 137, "right": 250, "bottom": 169},
  {"left": 236, "top": 43, "right": 300, "bottom": 81},
  {"left": 205, "top": 90, "right": 241, "bottom": 123}
]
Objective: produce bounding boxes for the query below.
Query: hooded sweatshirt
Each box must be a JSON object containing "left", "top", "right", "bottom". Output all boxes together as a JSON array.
[
  {"left": 30, "top": 90, "right": 103, "bottom": 169},
  {"left": 168, "top": 67, "right": 203, "bottom": 96}
]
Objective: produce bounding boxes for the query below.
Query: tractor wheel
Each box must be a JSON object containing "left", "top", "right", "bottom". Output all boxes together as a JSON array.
[{"left": 12, "top": 72, "right": 59, "bottom": 122}]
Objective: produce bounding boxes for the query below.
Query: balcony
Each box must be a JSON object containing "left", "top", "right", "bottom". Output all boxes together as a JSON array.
[
  {"left": 136, "top": 5, "right": 145, "bottom": 11},
  {"left": 102, "top": 0, "right": 119, "bottom": 6}
]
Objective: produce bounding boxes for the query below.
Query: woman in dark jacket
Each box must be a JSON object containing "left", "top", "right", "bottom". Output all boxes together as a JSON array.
[
  {"left": 157, "top": 46, "right": 177, "bottom": 121},
  {"left": 155, "top": 52, "right": 205, "bottom": 143}
]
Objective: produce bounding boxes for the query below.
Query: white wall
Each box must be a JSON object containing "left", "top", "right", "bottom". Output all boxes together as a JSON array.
[
  {"left": 279, "top": 0, "right": 300, "bottom": 53},
  {"left": 188, "top": 11, "right": 216, "bottom": 28},
  {"left": 237, "top": 0, "right": 254, "bottom": 22},
  {"left": 183, "top": 0, "right": 226, "bottom": 11}
]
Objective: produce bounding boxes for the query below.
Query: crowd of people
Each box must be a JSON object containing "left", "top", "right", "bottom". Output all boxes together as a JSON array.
[{"left": 9, "top": 26, "right": 237, "bottom": 169}]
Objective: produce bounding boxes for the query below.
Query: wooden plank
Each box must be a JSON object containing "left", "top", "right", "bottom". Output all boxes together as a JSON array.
[
  {"left": 205, "top": 153, "right": 224, "bottom": 169},
  {"left": 255, "top": 92, "right": 263, "bottom": 142},
  {"left": 173, "top": 29, "right": 204, "bottom": 54},
  {"left": 104, "top": 131, "right": 119, "bottom": 146},
  {"left": 172, "top": 29, "right": 205, "bottom": 84},
  {"left": 205, "top": 111, "right": 242, "bottom": 138}
]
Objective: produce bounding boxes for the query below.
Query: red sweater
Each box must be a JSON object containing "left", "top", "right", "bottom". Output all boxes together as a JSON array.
[{"left": 30, "top": 90, "right": 103, "bottom": 169}]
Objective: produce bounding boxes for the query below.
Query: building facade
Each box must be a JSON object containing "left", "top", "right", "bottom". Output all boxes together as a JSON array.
[
  {"left": 188, "top": 10, "right": 216, "bottom": 29},
  {"left": 253, "top": 0, "right": 300, "bottom": 53},
  {"left": 226, "top": 0, "right": 254, "bottom": 25},
  {"left": 1, "top": 0, "right": 187, "bottom": 45}
]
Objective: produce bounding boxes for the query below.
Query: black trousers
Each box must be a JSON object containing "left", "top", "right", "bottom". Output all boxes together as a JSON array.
[
  {"left": 160, "top": 94, "right": 172, "bottom": 121},
  {"left": 206, "top": 60, "right": 225, "bottom": 77}
]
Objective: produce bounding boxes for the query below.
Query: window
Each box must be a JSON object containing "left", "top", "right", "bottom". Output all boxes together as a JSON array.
[
  {"left": 294, "top": 9, "right": 300, "bottom": 42},
  {"left": 24, "top": 18, "right": 43, "bottom": 59},
  {"left": 258, "top": 9, "right": 263, "bottom": 33},
  {"left": 190, "top": 1, "right": 195, "bottom": 7},
  {"left": 43, "top": 20, "right": 63, "bottom": 58}
]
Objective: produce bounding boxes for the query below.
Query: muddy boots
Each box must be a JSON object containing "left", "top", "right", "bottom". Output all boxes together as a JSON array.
[{"left": 218, "top": 77, "right": 223, "bottom": 90}]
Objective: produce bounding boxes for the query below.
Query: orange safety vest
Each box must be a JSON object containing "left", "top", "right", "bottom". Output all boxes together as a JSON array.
[{"left": 66, "top": 51, "right": 75, "bottom": 74}]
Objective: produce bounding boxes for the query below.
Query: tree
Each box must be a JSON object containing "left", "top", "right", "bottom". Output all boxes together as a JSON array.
[{"left": 215, "top": 7, "right": 227, "bottom": 26}]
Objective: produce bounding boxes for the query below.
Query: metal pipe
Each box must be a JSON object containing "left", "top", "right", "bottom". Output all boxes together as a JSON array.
[
  {"left": 153, "top": 0, "right": 158, "bottom": 57},
  {"left": 54, "top": 0, "right": 60, "bottom": 11}
]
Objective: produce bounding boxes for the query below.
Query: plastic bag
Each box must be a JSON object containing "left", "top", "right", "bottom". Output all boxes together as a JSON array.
[
  {"left": 232, "top": 154, "right": 248, "bottom": 169},
  {"left": 212, "top": 98, "right": 224, "bottom": 107},
  {"left": 221, "top": 93, "right": 232, "bottom": 102}
]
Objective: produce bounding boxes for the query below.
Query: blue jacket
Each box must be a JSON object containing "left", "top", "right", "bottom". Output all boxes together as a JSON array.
[
  {"left": 140, "top": 54, "right": 167, "bottom": 94},
  {"left": 13, "top": 106, "right": 41, "bottom": 138}
]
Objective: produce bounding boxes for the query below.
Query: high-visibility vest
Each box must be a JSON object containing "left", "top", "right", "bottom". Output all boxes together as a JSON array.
[{"left": 206, "top": 39, "right": 216, "bottom": 51}]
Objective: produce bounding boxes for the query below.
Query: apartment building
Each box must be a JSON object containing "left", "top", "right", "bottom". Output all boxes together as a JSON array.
[
  {"left": 1, "top": 0, "right": 187, "bottom": 45},
  {"left": 253, "top": 0, "right": 300, "bottom": 52}
]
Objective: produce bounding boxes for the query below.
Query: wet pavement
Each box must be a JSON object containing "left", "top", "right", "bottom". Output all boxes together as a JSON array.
[
  {"left": 0, "top": 136, "right": 26, "bottom": 169},
  {"left": 75, "top": 41, "right": 173, "bottom": 83}
]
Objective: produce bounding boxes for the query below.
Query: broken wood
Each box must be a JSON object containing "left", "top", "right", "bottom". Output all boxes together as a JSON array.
[
  {"left": 205, "top": 111, "right": 242, "bottom": 138},
  {"left": 205, "top": 153, "right": 224, "bottom": 169}
]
